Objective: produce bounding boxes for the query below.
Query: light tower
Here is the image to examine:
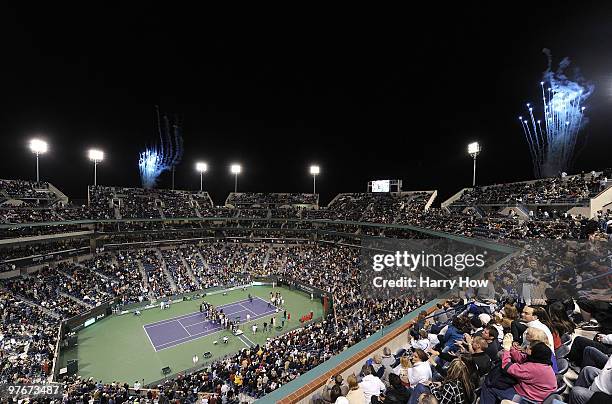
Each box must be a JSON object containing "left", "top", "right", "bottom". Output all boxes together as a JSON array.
[
  {"left": 196, "top": 162, "right": 208, "bottom": 192},
  {"left": 310, "top": 165, "right": 320, "bottom": 194},
  {"left": 467, "top": 142, "right": 481, "bottom": 187},
  {"left": 230, "top": 164, "right": 241, "bottom": 193},
  {"left": 29, "top": 139, "right": 48, "bottom": 183},
  {"left": 88, "top": 149, "right": 104, "bottom": 186}
]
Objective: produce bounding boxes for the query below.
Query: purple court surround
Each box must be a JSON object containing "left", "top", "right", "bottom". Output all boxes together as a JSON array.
[{"left": 143, "top": 296, "right": 277, "bottom": 351}]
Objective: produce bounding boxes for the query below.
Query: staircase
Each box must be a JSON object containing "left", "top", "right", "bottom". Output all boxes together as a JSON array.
[
  {"left": 193, "top": 198, "right": 202, "bottom": 218},
  {"left": 113, "top": 205, "right": 121, "bottom": 220},
  {"left": 178, "top": 249, "right": 201, "bottom": 289},
  {"left": 46, "top": 182, "right": 70, "bottom": 205},
  {"left": 155, "top": 249, "right": 178, "bottom": 293},
  {"left": 262, "top": 245, "right": 272, "bottom": 270},
  {"left": 196, "top": 249, "right": 211, "bottom": 273},
  {"left": 135, "top": 260, "right": 152, "bottom": 299}
]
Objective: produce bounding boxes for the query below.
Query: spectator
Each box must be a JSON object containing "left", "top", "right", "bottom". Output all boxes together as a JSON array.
[
  {"left": 480, "top": 337, "right": 556, "bottom": 404},
  {"left": 373, "top": 373, "right": 410, "bottom": 404},
  {"left": 345, "top": 374, "right": 366, "bottom": 404},
  {"left": 520, "top": 306, "right": 555, "bottom": 350},
  {"left": 359, "top": 365, "right": 386, "bottom": 404},
  {"left": 569, "top": 347, "right": 612, "bottom": 404},
  {"left": 410, "top": 357, "right": 476, "bottom": 404},
  {"left": 320, "top": 375, "right": 349, "bottom": 403}
]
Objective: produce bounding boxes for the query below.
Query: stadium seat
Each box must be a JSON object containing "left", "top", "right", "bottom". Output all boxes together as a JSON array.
[
  {"left": 555, "top": 344, "right": 570, "bottom": 358},
  {"left": 562, "top": 333, "right": 572, "bottom": 346},
  {"left": 556, "top": 357, "right": 569, "bottom": 375},
  {"left": 554, "top": 374, "right": 567, "bottom": 396}
]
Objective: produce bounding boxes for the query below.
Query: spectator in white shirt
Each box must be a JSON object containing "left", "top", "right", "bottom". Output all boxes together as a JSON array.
[
  {"left": 521, "top": 306, "right": 554, "bottom": 350},
  {"left": 359, "top": 364, "right": 386, "bottom": 404},
  {"left": 406, "top": 349, "right": 433, "bottom": 388},
  {"left": 409, "top": 330, "right": 431, "bottom": 351},
  {"left": 394, "top": 349, "right": 432, "bottom": 388}
]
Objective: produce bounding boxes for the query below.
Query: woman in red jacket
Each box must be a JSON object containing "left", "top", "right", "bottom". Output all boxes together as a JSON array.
[{"left": 480, "top": 335, "right": 556, "bottom": 404}]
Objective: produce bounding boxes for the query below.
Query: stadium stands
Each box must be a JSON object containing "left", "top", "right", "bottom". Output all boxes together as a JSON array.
[{"left": 0, "top": 171, "right": 610, "bottom": 402}]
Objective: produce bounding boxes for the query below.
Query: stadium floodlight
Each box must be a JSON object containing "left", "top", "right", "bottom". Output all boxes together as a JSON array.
[
  {"left": 230, "top": 164, "right": 241, "bottom": 192},
  {"left": 29, "top": 139, "right": 48, "bottom": 183},
  {"left": 467, "top": 142, "right": 481, "bottom": 187},
  {"left": 310, "top": 165, "right": 320, "bottom": 194},
  {"left": 88, "top": 149, "right": 104, "bottom": 186},
  {"left": 196, "top": 162, "right": 208, "bottom": 191}
]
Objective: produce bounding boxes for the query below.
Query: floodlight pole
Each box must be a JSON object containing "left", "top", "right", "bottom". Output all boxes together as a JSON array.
[
  {"left": 313, "top": 174, "right": 317, "bottom": 194},
  {"left": 94, "top": 160, "right": 98, "bottom": 186},
  {"left": 200, "top": 171, "right": 203, "bottom": 192},
  {"left": 35, "top": 153, "right": 40, "bottom": 183},
  {"left": 472, "top": 154, "right": 477, "bottom": 187},
  {"left": 234, "top": 173, "right": 238, "bottom": 193}
]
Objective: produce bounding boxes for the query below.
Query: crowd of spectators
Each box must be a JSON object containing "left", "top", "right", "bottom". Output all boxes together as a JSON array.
[
  {"left": 2, "top": 266, "right": 89, "bottom": 318},
  {"left": 0, "top": 223, "right": 85, "bottom": 239},
  {"left": 0, "top": 179, "right": 56, "bottom": 201},
  {"left": 0, "top": 238, "right": 89, "bottom": 262},
  {"left": 93, "top": 253, "right": 147, "bottom": 305},
  {"left": 322, "top": 270, "right": 611, "bottom": 404},
  {"left": 451, "top": 172, "right": 606, "bottom": 208},
  {"left": 226, "top": 193, "right": 318, "bottom": 207},
  {"left": 140, "top": 250, "right": 174, "bottom": 298},
  {"left": 0, "top": 291, "right": 58, "bottom": 384},
  {"left": 161, "top": 248, "right": 198, "bottom": 293},
  {"left": 54, "top": 262, "right": 112, "bottom": 307}
]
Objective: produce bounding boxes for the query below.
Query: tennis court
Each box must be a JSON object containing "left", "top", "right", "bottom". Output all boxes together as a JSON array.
[{"left": 144, "top": 296, "right": 276, "bottom": 351}]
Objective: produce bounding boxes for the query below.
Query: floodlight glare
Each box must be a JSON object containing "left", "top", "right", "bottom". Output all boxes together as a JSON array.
[
  {"left": 87, "top": 149, "right": 104, "bottom": 186},
  {"left": 29, "top": 139, "right": 48, "bottom": 155},
  {"left": 467, "top": 142, "right": 481, "bottom": 156},
  {"left": 88, "top": 149, "right": 104, "bottom": 162},
  {"left": 196, "top": 162, "right": 208, "bottom": 191},
  {"left": 310, "top": 165, "right": 320, "bottom": 194},
  {"left": 230, "top": 164, "right": 241, "bottom": 192},
  {"left": 29, "top": 138, "right": 48, "bottom": 182}
]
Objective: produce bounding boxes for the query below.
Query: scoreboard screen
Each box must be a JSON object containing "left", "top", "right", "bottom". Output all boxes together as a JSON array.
[{"left": 371, "top": 180, "right": 390, "bottom": 192}]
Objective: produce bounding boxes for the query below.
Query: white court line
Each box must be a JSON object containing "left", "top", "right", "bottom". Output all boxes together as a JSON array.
[
  {"left": 238, "top": 303, "right": 258, "bottom": 315},
  {"left": 144, "top": 311, "right": 202, "bottom": 328},
  {"left": 178, "top": 320, "right": 191, "bottom": 336},
  {"left": 143, "top": 325, "right": 158, "bottom": 352},
  {"left": 238, "top": 333, "right": 253, "bottom": 348},
  {"left": 240, "top": 332, "right": 255, "bottom": 346},
  {"left": 145, "top": 319, "right": 182, "bottom": 329},
  {"left": 154, "top": 326, "right": 225, "bottom": 351}
]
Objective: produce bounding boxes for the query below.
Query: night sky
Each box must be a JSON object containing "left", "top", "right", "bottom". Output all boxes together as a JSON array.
[{"left": 2, "top": 5, "right": 612, "bottom": 205}]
